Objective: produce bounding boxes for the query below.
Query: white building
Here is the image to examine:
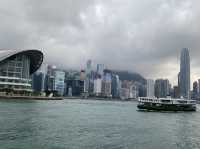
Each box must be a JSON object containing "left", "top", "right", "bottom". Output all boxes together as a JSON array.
[
  {"left": 94, "top": 78, "right": 102, "bottom": 96},
  {"left": 147, "top": 79, "right": 155, "bottom": 97}
]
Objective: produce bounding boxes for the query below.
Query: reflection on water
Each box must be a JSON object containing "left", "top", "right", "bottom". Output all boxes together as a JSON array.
[{"left": 0, "top": 99, "right": 200, "bottom": 149}]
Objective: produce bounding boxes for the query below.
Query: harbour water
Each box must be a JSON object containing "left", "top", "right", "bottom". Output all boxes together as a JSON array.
[{"left": 0, "top": 99, "right": 200, "bottom": 149}]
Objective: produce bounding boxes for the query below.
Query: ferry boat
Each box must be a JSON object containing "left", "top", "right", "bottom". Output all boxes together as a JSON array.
[{"left": 137, "top": 97, "right": 196, "bottom": 111}]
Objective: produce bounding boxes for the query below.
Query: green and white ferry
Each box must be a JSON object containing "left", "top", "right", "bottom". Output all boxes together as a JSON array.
[{"left": 137, "top": 97, "right": 196, "bottom": 111}]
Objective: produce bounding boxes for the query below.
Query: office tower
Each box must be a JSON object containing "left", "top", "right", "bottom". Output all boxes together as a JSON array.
[
  {"left": 85, "top": 60, "right": 92, "bottom": 93},
  {"left": 179, "top": 48, "right": 190, "bottom": 99},
  {"left": 84, "top": 78, "right": 89, "bottom": 93},
  {"left": 32, "top": 72, "right": 45, "bottom": 92},
  {"left": 192, "top": 81, "right": 198, "bottom": 99},
  {"left": 111, "top": 74, "right": 120, "bottom": 98},
  {"left": 147, "top": 79, "right": 155, "bottom": 97},
  {"left": 97, "top": 64, "right": 105, "bottom": 77},
  {"left": 129, "top": 84, "right": 138, "bottom": 99},
  {"left": 66, "top": 80, "right": 84, "bottom": 96},
  {"left": 119, "top": 80, "right": 130, "bottom": 99},
  {"left": 45, "top": 65, "right": 56, "bottom": 92},
  {"left": 45, "top": 66, "right": 65, "bottom": 96},
  {"left": 119, "top": 80, "right": 138, "bottom": 99},
  {"left": 173, "top": 86, "right": 180, "bottom": 98},
  {"left": 155, "top": 79, "right": 170, "bottom": 98},
  {"left": 54, "top": 70, "right": 65, "bottom": 96},
  {"left": 86, "top": 60, "right": 92, "bottom": 76},
  {"left": 101, "top": 70, "right": 112, "bottom": 97},
  {"left": 94, "top": 76, "right": 102, "bottom": 96},
  {"left": 119, "top": 88, "right": 130, "bottom": 100}
]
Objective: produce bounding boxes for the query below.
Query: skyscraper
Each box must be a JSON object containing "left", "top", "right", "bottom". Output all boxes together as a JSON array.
[
  {"left": 97, "top": 64, "right": 105, "bottom": 77},
  {"left": 45, "top": 66, "right": 65, "bottom": 96},
  {"left": 179, "top": 48, "right": 190, "bottom": 99},
  {"left": 101, "top": 69, "right": 112, "bottom": 97},
  {"left": 173, "top": 86, "right": 180, "bottom": 98},
  {"left": 111, "top": 74, "right": 120, "bottom": 98},
  {"left": 146, "top": 79, "right": 155, "bottom": 97},
  {"left": 192, "top": 81, "right": 198, "bottom": 99},
  {"left": 86, "top": 60, "right": 92, "bottom": 76},
  {"left": 54, "top": 70, "right": 65, "bottom": 96},
  {"left": 85, "top": 60, "right": 92, "bottom": 93},
  {"left": 155, "top": 79, "right": 170, "bottom": 98},
  {"left": 94, "top": 77, "right": 102, "bottom": 96},
  {"left": 32, "top": 72, "right": 45, "bottom": 92}
]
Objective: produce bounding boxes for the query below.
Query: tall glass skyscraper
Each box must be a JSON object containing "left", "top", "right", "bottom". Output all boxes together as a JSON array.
[{"left": 179, "top": 48, "right": 190, "bottom": 99}]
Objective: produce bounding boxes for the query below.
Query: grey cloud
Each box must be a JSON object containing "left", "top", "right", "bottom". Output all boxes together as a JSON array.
[{"left": 0, "top": 0, "right": 200, "bottom": 85}]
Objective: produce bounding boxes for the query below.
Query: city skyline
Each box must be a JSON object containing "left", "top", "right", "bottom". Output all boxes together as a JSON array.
[{"left": 1, "top": 1, "right": 200, "bottom": 85}]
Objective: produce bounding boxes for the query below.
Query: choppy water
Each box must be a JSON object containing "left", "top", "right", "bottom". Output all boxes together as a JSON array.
[{"left": 0, "top": 99, "right": 200, "bottom": 149}]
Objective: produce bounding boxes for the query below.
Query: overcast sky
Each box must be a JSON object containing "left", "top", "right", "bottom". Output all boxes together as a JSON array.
[{"left": 1, "top": 0, "right": 200, "bottom": 85}]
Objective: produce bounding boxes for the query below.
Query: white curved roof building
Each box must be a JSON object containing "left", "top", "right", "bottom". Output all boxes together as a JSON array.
[{"left": 0, "top": 49, "right": 43, "bottom": 92}]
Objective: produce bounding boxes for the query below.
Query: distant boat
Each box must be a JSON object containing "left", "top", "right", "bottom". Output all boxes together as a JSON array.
[{"left": 137, "top": 97, "right": 196, "bottom": 112}]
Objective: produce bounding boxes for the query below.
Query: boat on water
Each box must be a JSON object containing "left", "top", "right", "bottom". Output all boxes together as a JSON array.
[{"left": 137, "top": 97, "right": 196, "bottom": 111}]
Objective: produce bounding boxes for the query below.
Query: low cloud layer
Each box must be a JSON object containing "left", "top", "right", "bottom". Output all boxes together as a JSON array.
[{"left": 1, "top": 0, "right": 200, "bottom": 85}]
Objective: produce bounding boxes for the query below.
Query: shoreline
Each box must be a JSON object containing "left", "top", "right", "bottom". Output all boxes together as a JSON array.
[
  {"left": 0, "top": 95, "right": 137, "bottom": 101},
  {"left": 64, "top": 96, "right": 138, "bottom": 102},
  {"left": 0, "top": 95, "right": 63, "bottom": 100}
]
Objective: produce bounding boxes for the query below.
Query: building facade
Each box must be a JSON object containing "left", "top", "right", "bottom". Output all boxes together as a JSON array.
[
  {"left": 111, "top": 74, "right": 120, "bottom": 98},
  {"left": 94, "top": 78, "right": 102, "bottom": 96},
  {"left": 129, "top": 84, "right": 138, "bottom": 99},
  {"left": 119, "top": 88, "right": 130, "bottom": 100},
  {"left": 86, "top": 60, "right": 92, "bottom": 76},
  {"left": 45, "top": 66, "right": 66, "bottom": 96},
  {"left": 146, "top": 79, "right": 155, "bottom": 97},
  {"left": 65, "top": 80, "right": 84, "bottom": 96},
  {"left": 54, "top": 70, "right": 65, "bottom": 96},
  {"left": 45, "top": 65, "right": 56, "bottom": 92},
  {"left": 97, "top": 64, "right": 105, "bottom": 77},
  {"left": 179, "top": 48, "right": 190, "bottom": 99},
  {"left": 192, "top": 81, "right": 198, "bottom": 99},
  {"left": 173, "top": 86, "right": 180, "bottom": 98},
  {"left": 0, "top": 49, "right": 43, "bottom": 94},
  {"left": 101, "top": 70, "right": 112, "bottom": 97},
  {"left": 85, "top": 60, "right": 92, "bottom": 93},
  {"left": 155, "top": 79, "right": 170, "bottom": 98},
  {"left": 32, "top": 72, "right": 45, "bottom": 92}
]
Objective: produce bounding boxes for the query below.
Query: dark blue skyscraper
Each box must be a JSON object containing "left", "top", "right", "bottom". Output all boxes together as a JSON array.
[{"left": 179, "top": 48, "right": 190, "bottom": 99}]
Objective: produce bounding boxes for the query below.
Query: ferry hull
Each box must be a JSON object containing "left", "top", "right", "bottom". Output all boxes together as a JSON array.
[{"left": 137, "top": 103, "right": 196, "bottom": 112}]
